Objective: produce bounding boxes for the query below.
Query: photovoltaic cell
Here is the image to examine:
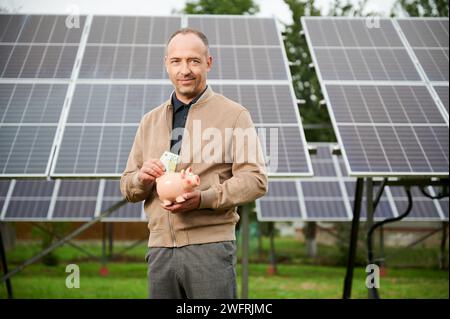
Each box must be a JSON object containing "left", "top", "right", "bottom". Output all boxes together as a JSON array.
[
  {"left": 326, "top": 85, "right": 445, "bottom": 124},
  {"left": 311, "top": 161, "right": 337, "bottom": 177},
  {"left": 0, "top": 125, "right": 56, "bottom": 175},
  {"left": 303, "top": 19, "right": 403, "bottom": 47},
  {"left": 66, "top": 84, "right": 173, "bottom": 124},
  {"left": 389, "top": 186, "right": 443, "bottom": 220},
  {"left": 187, "top": 17, "right": 280, "bottom": 46},
  {"left": 213, "top": 84, "right": 298, "bottom": 124},
  {"left": 0, "top": 44, "right": 78, "bottom": 78},
  {"left": 260, "top": 126, "right": 310, "bottom": 175},
  {"left": 304, "top": 200, "right": 348, "bottom": 219},
  {"left": 258, "top": 200, "right": 302, "bottom": 220},
  {"left": 88, "top": 16, "right": 181, "bottom": 44},
  {"left": 397, "top": 19, "right": 449, "bottom": 48},
  {"left": 0, "top": 15, "right": 86, "bottom": 43},
  {"left": 52, "top": 180, "right": 99, "bottom": 220},
  {"left": 265, "top": 180, "right": 297, "bottom": 198},
  {"left": 0, "top": 83, "right": 67, "bottom": 124},
  {"left": 79, "top": 46, "right": 167, "bottom": 79},
  {"left": 53, "top": 126, "right": 136, "bottom": 175},
  {"left": 339, "top": 125, "right": 448, "bottom": 174},
  {"left": 302, "top": 181, "right": 342, "bottom": 197},
  {"left": 413, "top": 48, "right": 449, "bottom": 81},
  {"left": 3, "top": 180, "right": 54, "bottom": 220},
  {"left": 208, "top": 47, "right": 288, "bottom": 80},
  {"left": 313, "top": 48, "right": 421, "bottom": 81},
  {"left": 257, "top": 180, "right": 302, "bottom": 221}
]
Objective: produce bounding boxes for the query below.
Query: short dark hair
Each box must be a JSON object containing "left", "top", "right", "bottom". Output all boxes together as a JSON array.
[{"left": 166, "top": 28, "right": 209, "bottom": 55}]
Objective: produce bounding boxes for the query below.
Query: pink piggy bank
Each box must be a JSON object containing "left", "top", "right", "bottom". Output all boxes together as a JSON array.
[{"left": 156, "top": 167, "right": 200, "bottom": 206}]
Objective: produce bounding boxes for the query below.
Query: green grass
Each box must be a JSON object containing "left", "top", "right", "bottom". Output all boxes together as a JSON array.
[{"left": 0, "top": 238, "right": 448, "bottom": 299}]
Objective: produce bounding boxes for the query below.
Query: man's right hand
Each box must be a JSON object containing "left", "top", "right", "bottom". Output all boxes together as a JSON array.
[{"left": 137, "top": 159, "right": 166, "bottom": 185}]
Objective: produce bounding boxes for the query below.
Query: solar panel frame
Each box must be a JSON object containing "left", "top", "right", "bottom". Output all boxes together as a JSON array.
[{"left": 302, "top": 17, "right": 449, "bottom": 178}]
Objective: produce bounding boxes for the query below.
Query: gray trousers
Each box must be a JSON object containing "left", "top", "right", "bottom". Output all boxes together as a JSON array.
[{"left": 145, "top": 241, "right": 237, "bottom": 299}]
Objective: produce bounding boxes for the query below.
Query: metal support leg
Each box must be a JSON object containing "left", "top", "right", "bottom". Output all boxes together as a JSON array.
[
  {"left": 268, "top": 222, "right": 277, "bottom": 275},
  {"left": 108, "top": 223, "right": 114, "bottom": 259},
  {"left": 440, "top": 222, "right": 448, "bottom": 270},
  {"left": 365, "top": 178, "right": 379, "bottom": 299},
  {"left": 102, "top": 223, "right": 107, "bottom": 263},
  {"left": 343, "top": 177, "right": 364, "bottom": 299},
  {"left": 0, "top": 225, "right": 13, "bottom": 298},
  {"left": 366, "top": 186, "right": 413, "bottom": 299}
]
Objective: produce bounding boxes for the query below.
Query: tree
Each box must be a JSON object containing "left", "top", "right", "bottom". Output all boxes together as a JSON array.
[
  {"left": 182, "top": 0, "right": 259, "bottom": 15},
  {"left": 283, "top": 0, "right": 333, "bottom": 142},
  {"left": 392, "top": 0, "right": 448, "bottom": 17}
]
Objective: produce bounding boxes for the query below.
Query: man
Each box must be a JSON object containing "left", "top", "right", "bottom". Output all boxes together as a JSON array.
[{"left": 120, "top": 28, "right": 268, "bottom": 299}]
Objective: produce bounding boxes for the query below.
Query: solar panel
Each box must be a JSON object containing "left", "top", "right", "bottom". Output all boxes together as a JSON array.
[
  {"left": 50, "top": 15, "right": 312, "bottom": 177},
  {"left": 0, "top": 179, "right": 147, "bottom": 222},
  {"left": 256, "top": 144, "right": 447, "bottom": 222},
  {"left": 302, "top": 17, "right": 449, "bottom": 177},
  {"left": 66, "top": 84, "right": 173, "bottom": 124},
  {"left": 213, "top": 84, "right": 299, "bottom": 124}
]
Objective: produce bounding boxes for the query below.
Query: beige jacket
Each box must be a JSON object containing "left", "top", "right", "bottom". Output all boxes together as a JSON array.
[{"left": 120, "top": 86, "right": 268, "bottom": 247}]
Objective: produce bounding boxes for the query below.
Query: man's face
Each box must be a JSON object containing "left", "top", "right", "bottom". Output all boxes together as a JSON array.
[{"left": 165, "top": 33, "right": 212, "bottom": 103}]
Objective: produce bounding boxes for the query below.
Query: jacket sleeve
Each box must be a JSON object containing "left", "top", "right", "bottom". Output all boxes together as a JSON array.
[
  {"left": 198, "top": 110, "right": 268, "bottom": 210},
  {"left": 120, "top": 116, "right": 154, "bottom": 203}
]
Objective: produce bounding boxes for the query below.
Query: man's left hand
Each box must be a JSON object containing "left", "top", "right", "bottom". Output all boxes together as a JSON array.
[{"left": 161, "top": 191, "right": 201, "bottom": 213}]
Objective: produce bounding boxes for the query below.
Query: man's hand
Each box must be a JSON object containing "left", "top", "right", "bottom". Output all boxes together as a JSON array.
[
  {"left": 161, "top": 191, "right": 201, "bottom": 214},
  {"left": 137, "top": 159, "right": 166, "bottom": 185}
]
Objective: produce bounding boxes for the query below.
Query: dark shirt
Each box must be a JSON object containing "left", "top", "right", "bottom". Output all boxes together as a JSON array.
[{"left": 170, "top": 86, "right": 208, "bottom": 154}]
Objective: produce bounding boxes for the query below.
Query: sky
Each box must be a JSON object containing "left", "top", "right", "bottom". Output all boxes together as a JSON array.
[{"left": 1, "top": 0, "right": 398, "bottom": 25}]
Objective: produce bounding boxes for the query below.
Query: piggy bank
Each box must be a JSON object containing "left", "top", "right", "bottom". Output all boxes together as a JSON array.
[{"left": 156, "top": 167, "right": 200, "bottom": 206}]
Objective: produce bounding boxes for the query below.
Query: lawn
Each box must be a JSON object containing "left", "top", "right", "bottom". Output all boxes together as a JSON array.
[{"left": 0, "top": 237, "right": 448, "bottom": 299}]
